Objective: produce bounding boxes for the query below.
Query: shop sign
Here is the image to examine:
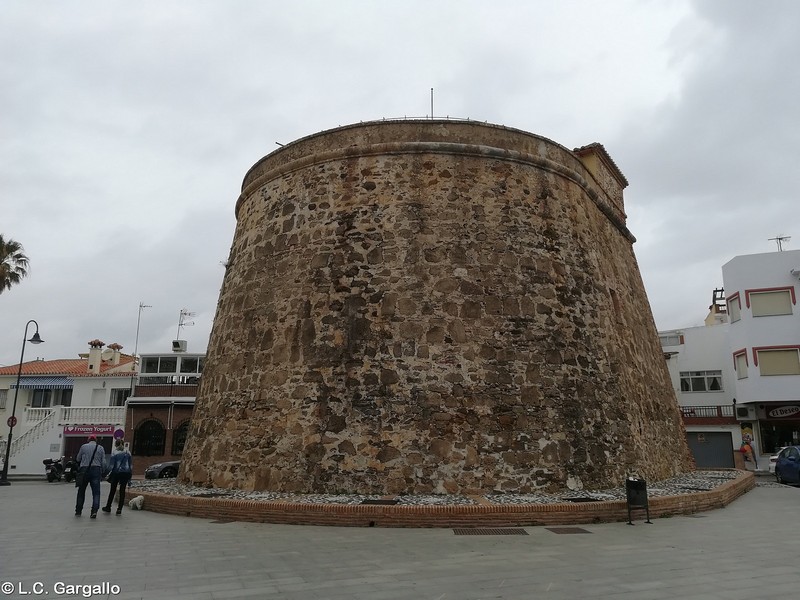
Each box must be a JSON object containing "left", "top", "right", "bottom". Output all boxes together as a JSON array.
[
  {"left": 767, "top": 406, "right": 800, "bottom": 419},
  {"left": 63, "top": 424, "right": 115, "bottom": 436}
]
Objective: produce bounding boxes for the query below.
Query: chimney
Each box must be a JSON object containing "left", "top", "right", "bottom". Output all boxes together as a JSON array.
[
  {"left": 108, "top": 342, "right": 123, "bottom": 366},
  {"left": 87, "top": 339, "right": 105, "bottom": 374}
]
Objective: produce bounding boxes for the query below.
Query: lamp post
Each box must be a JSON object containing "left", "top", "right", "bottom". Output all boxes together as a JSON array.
[{"left": 0, "top": 319, "right": 44, "bottom": 486}]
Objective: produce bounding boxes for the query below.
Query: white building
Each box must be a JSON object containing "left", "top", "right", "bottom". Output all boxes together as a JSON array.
[
  {"left": 0, "top": 340, "right": 134, "bottom": 476},
  {"left": 659, "top": 249, "right": 800, "bottom": 470},
  {"left": 660, "top": 309, "right": 740, "bottom": 469},
  {"left": 724, "top": 250, "right": 800, "bottom": 455},
  {"left": 123, "top": 348, "right": 203, "bottom": 476}
]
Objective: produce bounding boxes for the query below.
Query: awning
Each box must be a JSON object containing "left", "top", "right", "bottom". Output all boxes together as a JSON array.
[{"left": 11, "top": 376, "right": 74, "bottom": 389}]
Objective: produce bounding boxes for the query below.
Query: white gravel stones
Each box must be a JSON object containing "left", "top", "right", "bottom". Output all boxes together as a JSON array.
[{"left": 129, "top": 470, "right": 741, "bottom": 506}]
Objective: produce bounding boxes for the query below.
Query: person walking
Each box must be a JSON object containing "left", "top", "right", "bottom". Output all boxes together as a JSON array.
[
  {"left": 102, "top": 444, "right": 133, "bottom": 515},
  {"left": 74, "top": 434, "right": 106, "bottom": 518}
]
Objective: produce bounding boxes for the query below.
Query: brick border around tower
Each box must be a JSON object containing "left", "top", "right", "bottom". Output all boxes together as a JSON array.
[{"left": 134, "top": 470, "right": 755, "bottom": 528}]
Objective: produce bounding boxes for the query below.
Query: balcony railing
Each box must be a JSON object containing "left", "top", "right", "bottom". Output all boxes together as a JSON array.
[
  {"left": 62, "top": 406, "right": 126, "bottom": 424},
  {"left": 680, "top": 405, "right": 735, "bottom": 420}
]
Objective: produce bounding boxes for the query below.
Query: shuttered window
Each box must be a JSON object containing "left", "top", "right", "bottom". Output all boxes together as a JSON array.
[
  {"left": 758, "top": 349, "right": 800, "bottom": 376},
  {"left": 727, "top": 295, "right": 741, "bottom": 322},
  {"left": 735, "top": 353, "right": 748, "bottom": 379},
  {"left": 750, "top": 290, "right": 792, "bottom": 317}
]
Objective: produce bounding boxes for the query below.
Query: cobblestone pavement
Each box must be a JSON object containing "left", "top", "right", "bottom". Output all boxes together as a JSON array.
[{"left": 1, "top": 476, "right": 798, "bottom": 600}]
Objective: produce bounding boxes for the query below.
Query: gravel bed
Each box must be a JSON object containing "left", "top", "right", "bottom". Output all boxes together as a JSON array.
[{"left": 128, "top": 470, "right": 742, "bottom": 506}]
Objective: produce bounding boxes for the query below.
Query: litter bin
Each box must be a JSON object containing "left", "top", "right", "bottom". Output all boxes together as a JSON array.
[{"left": 625, "top": 477, "right": 652, "bottom": 525}]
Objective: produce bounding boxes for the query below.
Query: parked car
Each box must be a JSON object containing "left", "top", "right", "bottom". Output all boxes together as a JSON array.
[
  {"left": 769, "top": 447, "right": 788, "bottom": 474},
  {"left": 774, "top": 446, "right": 800, "bottom": 484},
  {"left": 144, "top": 460, "right": 180, "bottom": 479}
]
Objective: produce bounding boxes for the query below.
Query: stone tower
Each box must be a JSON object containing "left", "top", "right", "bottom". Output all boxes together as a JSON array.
[{"left": 181, "top": 120, "right": 693, "bottom": 494}]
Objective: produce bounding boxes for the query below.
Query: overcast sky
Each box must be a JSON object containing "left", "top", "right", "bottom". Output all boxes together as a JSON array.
[{"left": 1, "top": 0, "right": 797, "bottom": 366}]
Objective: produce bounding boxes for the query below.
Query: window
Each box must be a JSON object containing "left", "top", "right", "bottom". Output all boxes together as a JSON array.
[
  {"left": 179, "top": 357, "right": 199, "bottom": 373},
  {"left": 31, "top": 389, "right": 52, "bottom": 408},
  {"left": 659, "top": 334, "right": 682, "bottom": 347},
  {"left": 756, "top": 349, "right": 800, "bottom": 376},
  {"left": 133, "top": 419, "right": 166, "bottom": 456},
  {"left": 727, "top": 293, "right": 741, "bottom": 323},
  {"left": 783, "top": 447, "right": 800, "bottom": 462},
  {"left": 735, "top": 352, "right": 748, "bottom": 380},
  {"left": 171, "top": 420, "right": 190, "bottom": 455},
  {"left": 0, "top": 389, "right": 6, "bottom": 409},
  {"left": 141, "top": 357, "right": 159, "bottom": 373},
  {"left": 141, "top": 356, "right": 188, "bottom": 376},
  {"left": 110, "top": 388, "right": 131, "bottom": 407},
  {"left": 749, "top": 289, "right": 794, "bottom": 317},
  {"left": 680, "top": 370, "right": 723, "bottom": 392},
  {"left": 58, "top": 389, "right": 73, "bottom": 407},
  {"left": 158, "top": 356, "right": 178, "bottom": 374}
]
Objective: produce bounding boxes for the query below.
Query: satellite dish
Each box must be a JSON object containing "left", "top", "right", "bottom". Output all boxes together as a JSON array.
[{"left": 100, "top": 348, "right": 114, "bottom": 361}]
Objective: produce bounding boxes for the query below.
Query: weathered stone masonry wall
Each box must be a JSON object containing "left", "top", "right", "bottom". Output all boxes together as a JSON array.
[{"left": 181, "top": 120, "right": 693, "bottom": 494}]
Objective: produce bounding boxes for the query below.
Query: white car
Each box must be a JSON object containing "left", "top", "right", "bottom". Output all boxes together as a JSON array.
[{"left": 769, "top": 447, "right": 787, "bottom": 474}]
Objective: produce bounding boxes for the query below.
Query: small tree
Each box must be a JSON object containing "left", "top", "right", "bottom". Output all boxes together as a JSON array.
[{"left": 0, "top": 235, "right": 29, "bottom": 294}]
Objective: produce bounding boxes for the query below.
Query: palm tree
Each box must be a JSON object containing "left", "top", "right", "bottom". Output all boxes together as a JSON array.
[{"left": 0, "top": 235, "right": 30, "bottom": 294}]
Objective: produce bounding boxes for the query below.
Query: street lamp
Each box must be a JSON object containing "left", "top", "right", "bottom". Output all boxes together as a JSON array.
[{"left": 0, "top": 319, "right": 44, "bottom": 486}]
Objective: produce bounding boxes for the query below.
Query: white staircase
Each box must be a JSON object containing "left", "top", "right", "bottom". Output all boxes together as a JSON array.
[{"left": 2, "top": 405, "right": 126, "bottom": 475}]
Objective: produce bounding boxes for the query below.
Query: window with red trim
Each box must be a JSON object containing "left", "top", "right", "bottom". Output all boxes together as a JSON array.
[
  {"left": 746, "top": 287, "right": 795, "bottom": 317},
  {"left": 754, "top": 347, "right": 800, "bottom": 376},
  {"left": 733, "top": 349, "right": 748, "bottom": 380},
  {"left": 727, "top": 292, "right": 741, "bottom": 322}
]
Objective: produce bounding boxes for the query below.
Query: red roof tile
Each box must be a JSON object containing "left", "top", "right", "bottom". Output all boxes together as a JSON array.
[{"left": 0, "top": 356, "right": 136, "bottom": 377}]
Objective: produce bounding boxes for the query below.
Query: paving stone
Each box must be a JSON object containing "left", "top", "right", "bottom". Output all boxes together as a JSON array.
[{"left": 1, "top": 479, "right": 798, "bottom": 599}]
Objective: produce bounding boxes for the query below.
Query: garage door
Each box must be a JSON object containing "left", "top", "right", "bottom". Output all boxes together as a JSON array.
[{"left": 685, "top": 431, "right": 734, "bottom": 468}]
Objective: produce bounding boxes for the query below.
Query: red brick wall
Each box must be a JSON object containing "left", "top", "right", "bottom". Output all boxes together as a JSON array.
[
  {"left": 133, "top": 385, "right": 198, "bottom": 397},
  {"left": 136, "top": 469, "right": 755, "bottom": 528},
  {"left": 124, "top": 404, "right": 194, "bottom": 476}
]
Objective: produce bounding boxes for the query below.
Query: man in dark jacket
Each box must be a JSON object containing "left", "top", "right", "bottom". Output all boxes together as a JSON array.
[{"left": 74, "top": 434, "right": 106, "bottom": 518}]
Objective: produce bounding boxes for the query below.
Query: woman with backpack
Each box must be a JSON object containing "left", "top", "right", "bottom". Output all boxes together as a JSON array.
[{"left": 102, "top": 442, "right": 133, "bottom": 515}]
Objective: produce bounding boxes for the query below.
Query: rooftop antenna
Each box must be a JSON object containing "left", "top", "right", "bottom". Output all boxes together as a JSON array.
[
  {"left": 130, "top": 302, "right": 151, "bottom": 392},
  {"left": 176, "top": 308, "right": 196, "bottom": 339},
  {"left": 768, "top": 235, "right": 791, "bottom": 251},
  {"left": 133, "top": 302, "right": 152, "bottom": 361},
  {"left": 430, "top": 87, "right": 434, "bottom": 119}
]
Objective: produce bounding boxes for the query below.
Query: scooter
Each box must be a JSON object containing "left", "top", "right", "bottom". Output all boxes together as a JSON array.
[
  {"left": 43, "top": 457, "right": 64, "bottom": 482},
  {"left": 62, "top": 457, "right": 78, "bottom": 483}
]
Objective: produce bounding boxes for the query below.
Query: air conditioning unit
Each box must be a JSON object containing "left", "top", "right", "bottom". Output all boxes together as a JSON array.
[
  {"left": 172, "top": 340, "right": 187, "bottom": 353},
  {"left": 735, "top": 405, "right": 756, "bottom": 421}
]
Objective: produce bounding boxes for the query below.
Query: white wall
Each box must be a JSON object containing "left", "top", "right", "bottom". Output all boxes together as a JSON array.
[
  {"left": 723, "top": 249, "right": 800, "bottom": 403},
  {"left": 0, "top": 374, "right": 129, "bottom": 476},
  {"left": 661, "top": 324, "right": 736, "bottom": 408}
]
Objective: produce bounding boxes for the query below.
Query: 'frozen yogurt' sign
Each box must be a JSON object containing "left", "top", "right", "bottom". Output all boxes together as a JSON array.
[
  {"left": 62, "top": 424, "right": 116, "bottom": 436},
  {"left": 767, "top": 406, "right": 800, "bottom": 419}
]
